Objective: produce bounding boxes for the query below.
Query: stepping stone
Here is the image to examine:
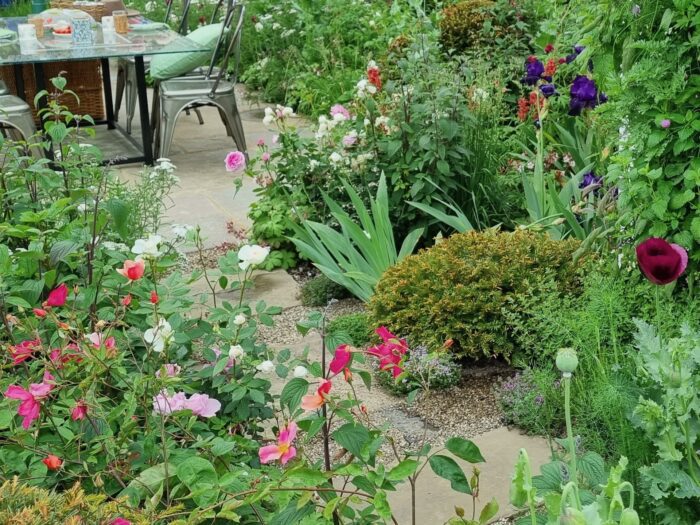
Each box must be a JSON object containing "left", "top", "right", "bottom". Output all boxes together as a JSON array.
[{"left": 387, "top": 427, "right": 551, "bottom": 523}]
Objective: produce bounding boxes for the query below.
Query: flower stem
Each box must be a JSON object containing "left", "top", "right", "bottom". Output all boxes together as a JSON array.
[{"left": 564, "top": 374, "right": 579, "bottom": 508}]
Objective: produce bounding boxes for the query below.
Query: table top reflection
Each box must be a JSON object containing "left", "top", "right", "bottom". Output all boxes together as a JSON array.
[{"left": 0, "top": 16, "right": 210, "bottom": 64}]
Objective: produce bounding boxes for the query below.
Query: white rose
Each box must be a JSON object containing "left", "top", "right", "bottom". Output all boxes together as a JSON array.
[
  {"left": 144, "top": 319, "right": 173, "bottom": 353},
  {"left": 228, "top": 345, "right": 245, "bottom": 360},
  {"left": 256, "top": 360, "right": 275, "bottom": 373},
  {"left": 171, "top": 224, "right": 192, "bottom": 239},
  {"left": 233, "top": 313, "right": 247, "bottom": 326},
  {"left": 329, "top": 152, "right": 342, "bottom": 164},
  {"left": 262, "top": 114, "right": 274, "bottom": 126},
  {"left": 238, "top": 244, "right": 270, "bottom": 270},
  {"left": 132, "top": 234, "right": 162, "bottom": 258},
  {"left": 282, "top": 107, "right": 294, "bottom": 117},
  {"left": 293, "top": 365, "right": 308, "bottom": 378},
  {"left": 254, "top": 22, "right": 264, "bottom": 31}
]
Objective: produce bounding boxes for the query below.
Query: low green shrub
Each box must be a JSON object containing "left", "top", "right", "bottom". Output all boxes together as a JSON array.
[
  {"left": 370, "top": 229, "right": 583, "bottom": 360},
  {"left": 299, "top": 275, "right": 352, "bottom": 307},
  {"left": 439, "top": 0, "right": 493, "bottom": 53},
  {"left": 0, "top": 478, "right": 177, "bottom": 524},
  {"left": 496, "top": 367, "right": 564, "bottom": 435},
  {"left": 328, "top": 312, "right": 372, "bottom": 346}
]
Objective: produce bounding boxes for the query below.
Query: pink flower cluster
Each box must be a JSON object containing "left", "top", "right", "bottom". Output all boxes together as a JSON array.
[
  {"left": 152, "top": 390, "right": 221, "bottom": 418},
  {"left": 366, "top": 327, "right": 407, "bottom": 378},
  {"left": 4, "top": 372, "right": 55, "bottom": 429}
]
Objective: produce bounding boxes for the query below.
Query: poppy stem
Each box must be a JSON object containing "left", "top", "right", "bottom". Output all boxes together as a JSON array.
[{"left": 655, "top": 285, "right": 662, "bottom": 338}]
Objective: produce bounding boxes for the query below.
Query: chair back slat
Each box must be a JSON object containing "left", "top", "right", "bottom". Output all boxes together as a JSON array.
[{"left": 209, "top": 3, "right": 244, "bottom": 95}]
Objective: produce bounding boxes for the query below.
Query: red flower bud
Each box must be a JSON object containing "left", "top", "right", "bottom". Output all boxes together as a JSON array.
[
  {"left": 544, "top": 43, "right": 554, "bottom": 53},
  {"left": 121, "top": 294, "right": 132, "bottom": 307},
  {"left": 150, "top": 291, "right": 159, "bottom": 304},
  {"left": 43, "top": 454, "right": 63, "bottom": 470},
  {"left": 33, "top": 308, "right": 48, "bottom": 318}
]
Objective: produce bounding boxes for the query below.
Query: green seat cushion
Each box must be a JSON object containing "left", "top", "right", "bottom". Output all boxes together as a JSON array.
[{"left": 150, "top": 23, "right": 223, "bottom": 80}]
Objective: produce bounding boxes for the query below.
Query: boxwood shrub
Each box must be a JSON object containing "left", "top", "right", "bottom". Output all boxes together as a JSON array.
[{"left": 369, "top": 229, "right": 584, "bottom": 360}]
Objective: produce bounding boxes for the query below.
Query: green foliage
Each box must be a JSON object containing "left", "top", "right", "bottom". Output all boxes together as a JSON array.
[
  {"left": 370, "top": 229, "right": 583, "bottom": 359},
  {"left": 377, "top": 343, "right": 461, "bottom": 396},
  {"left": 439, "top": 0, "right": 494, "bottom": 53},
  {"left": 327, "top": 312, "right": 372, "bottom": 346},
  {"left": 632, "top": 320, "right": 700, "bottom": 524},
  {"left": 496, "top": 368, "right": 564, "bottom": 436},
  {"left": 290, "top": 174, "right": 424, "bottom": 302},
  {"left": 0, "top": 478, "right": 178, "bottom": 524},
  {"left": 299, "top": 275, "right": 352, "bottom": 307}
]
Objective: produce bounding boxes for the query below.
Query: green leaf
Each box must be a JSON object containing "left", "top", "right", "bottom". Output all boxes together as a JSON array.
[
  {"left": 478, "top": 498, "right": 499, "bottom": 524},
  {"left": 429, "top": 454, "right": 471, "bottom": 494},
  {"left": 285, "top": 467, "right": 329, "bottom": 485},
  {"left": 176, "top": 456, "right": 219, "bottom": 507},
  {"left": 387, "top": 459, "right": 418, "bottom": 481},
  {"left": 332, "top": 422, "right": 370, "bottom": 457},
  {"left": 446, "top": 437, "right": 485, "bottom": 463},
  {"left": 210, "top": 437, "right": 236, "bottom": 456},
  {"left": 280, "top": 378, "right": 309, "bottom": 413},
  {"left": 105, "top": 199, "right": 131, "bottom": 240},
  {"left": 49, "top": 240, "right": 81, "bottom": 267},
  {"left": 373, "top": 490, "right": 392, "bottom": 519},
  {"left": 5, "top": 296, "right": 32, "bottom": 309}
]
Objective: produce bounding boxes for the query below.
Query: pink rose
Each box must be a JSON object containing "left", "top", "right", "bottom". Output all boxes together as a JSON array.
[
  {"left": 184, "top": 393, "right": 221, "bottom": 418},
  {"left": 225, "top": 151, "right": 246, "bottom": 172}
]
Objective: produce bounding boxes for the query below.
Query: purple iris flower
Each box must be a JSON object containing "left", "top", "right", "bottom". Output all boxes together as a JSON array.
[
  {"left": 569, "top": 75, "right": 606, "bottom": 116},
  {"left": 580, "top": 171, "right": 602, "bottom": 189},
  {"left": 565, "top": 45, "right": 585, "bottom": 64},
  {"left": 540, "top": 84, "right": 557, "bottom": 97},
  {"left": 523, "top": 59, "right": 545, "bottom": 85}
]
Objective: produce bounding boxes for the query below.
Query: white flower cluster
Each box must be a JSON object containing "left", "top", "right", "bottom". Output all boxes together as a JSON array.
[
  {"left": 356, "top": 78, "right": 377, "bottom": 98},
  {"left": 315, "top": 111, "right": 347, "bottom": 139},
  {"left": 262, "top": 105, "right": 295, "bottom": 126}
]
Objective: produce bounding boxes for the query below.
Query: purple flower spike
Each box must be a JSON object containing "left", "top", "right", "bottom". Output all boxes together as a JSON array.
[{"left": 523, "top": 58, "right": 545, "bottom": 85}]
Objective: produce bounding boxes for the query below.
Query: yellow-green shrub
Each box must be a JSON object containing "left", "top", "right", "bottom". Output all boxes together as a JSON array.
[
  {"left": 439, "top": 0, "right": 493, "bottom": 53},
  {"left": 0, "top": 478, "right": 180, "bottom": 525},
  {"left": 369, "top": 229, "right": 584, "bottom": 360}
]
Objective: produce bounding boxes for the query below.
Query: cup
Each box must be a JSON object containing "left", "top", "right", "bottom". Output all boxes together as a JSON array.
[
  {"left": 113, "top": 10, "right": 128, "bottom": 34},
  {"left": 30, "top": 0, "right": 47, "bottom": 14},
  {"left": 101, "top": 15, "right": 115, "bottom": 32},
  {"left": 17, "top": 23, "right": 37, "bottom": 40},
  {"left": 27, "top": 14, "right": 44, "bottom": 38}
]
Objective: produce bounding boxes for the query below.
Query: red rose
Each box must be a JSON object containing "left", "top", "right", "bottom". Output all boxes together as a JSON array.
[
  {"left": 43, "top": 454, "right": 63, "bottom": 470},
  {"left": 636, "top": 237, "right": 688, "bottom": 285}
]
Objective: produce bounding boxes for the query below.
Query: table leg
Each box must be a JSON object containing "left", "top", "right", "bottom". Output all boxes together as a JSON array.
[
  {"left": 13, "top": 64, "right": 25, "bottom": 99},
  {"left": 133, "top": 55, "right": 154, "bottom": 166},
  {"left": 101, "top": 58, "right": 116, "bottom": 130}
]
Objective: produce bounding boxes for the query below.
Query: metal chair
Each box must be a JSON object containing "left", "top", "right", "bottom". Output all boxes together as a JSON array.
[
  {"left": 154, "top": 2, "right": 247, "bottom": 159},
  {"left": 0, "top": 80, "right": 8, "bottom": 96},
  {"left": 0, "top": 95, "right": 37, "bottom": 143},
  {"left": 113, "top": 0, "right": 194, "bottom": 134}
]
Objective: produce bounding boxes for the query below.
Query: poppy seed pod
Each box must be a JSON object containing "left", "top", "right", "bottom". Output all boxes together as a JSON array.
[
  {"left": 556, "top": 347, "right": 578, "bottom": 375},
  {"left": 620, "top": 508, "right": 640, "bottom": 525}
]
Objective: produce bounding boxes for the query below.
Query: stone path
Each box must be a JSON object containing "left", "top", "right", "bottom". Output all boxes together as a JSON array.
[{"left": 104, "top": 78, "right": 553, "bottom": 523}]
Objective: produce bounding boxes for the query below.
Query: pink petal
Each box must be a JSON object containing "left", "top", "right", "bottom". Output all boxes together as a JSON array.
[
  {"left": 4, "top": 385, "right": 31, "bottom": 401},
  {"left": 671, "top": 243, "right": 688, "bottom": 277},
  {"left": 279, "top": 421, "right": 297, "bottom": 444},
  {"left": 259, "top": 445, "right": 282, "bottom": 464},
  {"left": 280, "top": 446, "right": 297, "bottom": 465},
  {"left": 329, "top": 345, "right": 351, "bottom": 375},
  {"left": 301, "top": 393, "right": 324, "bottom": 411},
  {"left": 375, "top": 326, "right": 394, "bottom": 342}
]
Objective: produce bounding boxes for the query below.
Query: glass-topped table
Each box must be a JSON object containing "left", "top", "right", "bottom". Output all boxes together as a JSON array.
[{"left": 0, "top": 16, "right": 212, "bottom": 164}]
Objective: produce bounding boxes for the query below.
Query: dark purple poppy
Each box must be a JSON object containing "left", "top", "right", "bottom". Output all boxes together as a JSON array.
[
  {"left": 579, "top": 171, "right": 602, "bottom": 189},
  {"left": 523, "top": 59, "right": 545, "bottom": 85},
  {"left": 540, "top": 84, "right": 557, "bottom": 97},
  {"left": 636, "top": 238, "right": 688, "bottom": 285}
]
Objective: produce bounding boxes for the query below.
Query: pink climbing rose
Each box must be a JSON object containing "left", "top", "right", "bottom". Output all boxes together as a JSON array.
[
  {"left": 71, "top": 400, "right": 89, "bottom": 421},
  {"left": 184, "top": 393, "right": 221, "bottom": 418},
  {"left": 259, "top": 421, "right": 298, "bottom": 465},
  {"left": 366, "top": 327, "right": 407, "bottom": 378},
  {"left": 4, "top": 372, "right": 55, "bottom": 429},
  {"left": 329, "top": 344, "right": 352, "bottom": 375},
  {"left": 301, "top": 379, "right": 332, "bottom": 411},
  {"left": 45, "top": 283, "right": 69, "bottom": 307},
  {"left": 225, "top": 151, "right": 246, "bottom": 172}
]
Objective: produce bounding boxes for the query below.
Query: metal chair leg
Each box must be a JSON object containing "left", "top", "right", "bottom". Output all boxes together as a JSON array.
[
  {"left": 114, "top": 63, "right": 125, "bottom": 121},
  {"left": 159, "top": 97, "right": 190, "bottom": 159}
]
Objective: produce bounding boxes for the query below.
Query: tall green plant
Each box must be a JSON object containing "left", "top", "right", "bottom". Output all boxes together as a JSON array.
[{"left": 289, "top": 174, "right": 423, "bottom": 302}]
